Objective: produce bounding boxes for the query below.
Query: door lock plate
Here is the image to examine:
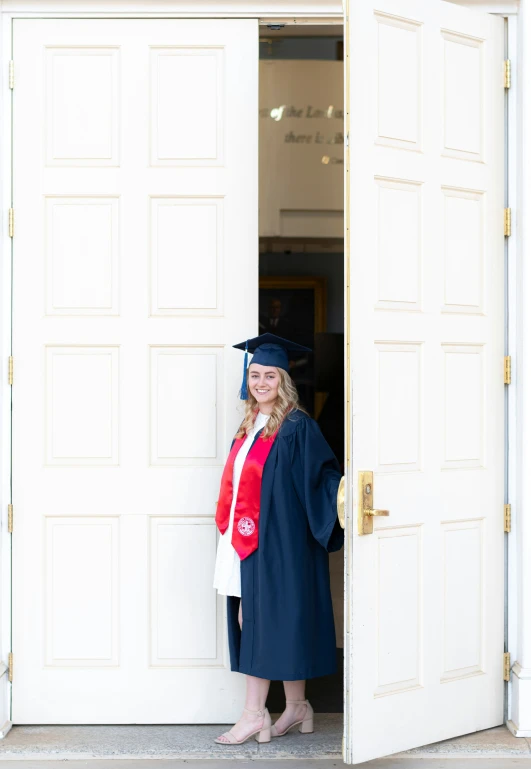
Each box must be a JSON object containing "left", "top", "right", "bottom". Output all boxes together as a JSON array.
[{"left": 358, "top": 471, "right": 389, "bottom": 535}]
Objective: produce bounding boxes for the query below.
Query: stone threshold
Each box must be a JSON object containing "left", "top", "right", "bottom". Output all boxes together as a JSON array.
[{"left": 0, "top": 719, "right": 528, "bottom": 762}]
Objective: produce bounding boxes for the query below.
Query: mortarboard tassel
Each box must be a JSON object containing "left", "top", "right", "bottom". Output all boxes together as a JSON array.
[{"left": 239, "top": 342, "right": 249, "bottom": 400}]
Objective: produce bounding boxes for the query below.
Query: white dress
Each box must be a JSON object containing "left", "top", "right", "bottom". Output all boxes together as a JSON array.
[{"left": 213, "top": 411, "right": 270, "bottom": 597}]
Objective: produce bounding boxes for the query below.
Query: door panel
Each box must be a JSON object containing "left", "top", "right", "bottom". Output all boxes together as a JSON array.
[
  {"left": 344, "top": 1, "right": 504, "bottom": 762},
  {"left": 12, "top": 19, "right": 257, "bottom": 723}
]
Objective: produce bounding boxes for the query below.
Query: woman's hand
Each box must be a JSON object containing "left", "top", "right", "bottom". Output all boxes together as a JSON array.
[
  {"left": 238, "top": 599, "right": 243, "bottom": 630},
  {"left": 337, "top": 476, "right": 345, "bottom": 529}
]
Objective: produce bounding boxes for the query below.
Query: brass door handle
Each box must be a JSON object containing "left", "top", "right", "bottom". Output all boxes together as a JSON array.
[
  {"left": 337, "top": 477, "right": 345, "bottom": 529},
  {"left": 358, "top": 471, "right": 390, "bottom": 535},
  {"left": 364, "top": 508, "right": 389, "bottom": 517}
]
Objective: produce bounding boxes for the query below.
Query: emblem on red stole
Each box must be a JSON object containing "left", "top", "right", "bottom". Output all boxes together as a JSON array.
[
  {"left": 215, "top": 427, "right": 278, "bottom": 559},
  {"left": 237, "top": 517, "right": 255, "bottom": 536}
]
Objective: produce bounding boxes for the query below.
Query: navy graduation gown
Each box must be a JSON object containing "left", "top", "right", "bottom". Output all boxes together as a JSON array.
[{"left": 227, "top": 408, "right": 344, "bottom": 681}]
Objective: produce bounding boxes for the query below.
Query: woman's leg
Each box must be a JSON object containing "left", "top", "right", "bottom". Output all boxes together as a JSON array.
[
  {"left": 216, "top": 675, "right": 271, "bottom": 742},
  {"left": 272, "top": 680, "right": 307, "bottom": 734},
  {"left": 217, "top": 598, "right": 271, "bottom": 743}
]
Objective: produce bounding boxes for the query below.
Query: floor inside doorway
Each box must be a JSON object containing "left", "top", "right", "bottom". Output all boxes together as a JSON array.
[{"left": 0, "top": 722, "right": 527, "bottom": 761}]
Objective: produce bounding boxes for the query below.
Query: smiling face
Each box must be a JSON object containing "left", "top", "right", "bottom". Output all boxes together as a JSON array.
[{"left": 248, "top": 362, "right": 281, "bottom": 412}]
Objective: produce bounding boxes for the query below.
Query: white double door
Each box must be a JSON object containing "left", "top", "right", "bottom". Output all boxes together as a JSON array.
[
  {"left": 11, "top": 1, "right": 506, "bottom": 755},
  {"left": 12, "top": 19, "right": 257, "bottom": 723}
]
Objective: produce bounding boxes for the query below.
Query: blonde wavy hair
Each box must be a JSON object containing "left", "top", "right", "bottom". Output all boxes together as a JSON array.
[{"left": 236, "top": 366, "right": 308, "bottom": 439}]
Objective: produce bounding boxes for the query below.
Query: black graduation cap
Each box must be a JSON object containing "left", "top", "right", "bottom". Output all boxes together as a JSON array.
[{"left": 234, "top": 333, "right": 312, "bottom": 399}]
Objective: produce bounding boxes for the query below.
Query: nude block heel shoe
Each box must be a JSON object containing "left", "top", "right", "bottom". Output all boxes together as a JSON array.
[
  {"left": 214, "top": 707, "right": 271, "bottom": 745},
  {"left": 271, "top": 699, "right": 314, "bottom": 737},
  {"left": 255, "top": 713, "right": 272, "bottom": 743}
]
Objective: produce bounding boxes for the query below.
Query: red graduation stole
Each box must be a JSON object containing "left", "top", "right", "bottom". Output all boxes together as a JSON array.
[{"left": 215, "top": 426, "right": 278, "bottom": 560}]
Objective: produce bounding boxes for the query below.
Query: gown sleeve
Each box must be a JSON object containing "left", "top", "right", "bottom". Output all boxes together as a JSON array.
[{"left": 291, "top": 416, "right": 344, "bottom": 553}]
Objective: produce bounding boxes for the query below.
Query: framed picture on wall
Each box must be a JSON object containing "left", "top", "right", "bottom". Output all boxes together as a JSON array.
[{"left": 258, "top": 276, "right": 327, "bottom": 416}]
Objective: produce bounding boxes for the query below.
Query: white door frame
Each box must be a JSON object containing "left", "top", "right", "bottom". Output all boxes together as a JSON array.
[
  {"left": 507, "top": 2, "right": 531, "bottom": 737},
  {"left": 0, "top": 0, "right": 522, "bottom": 745}
]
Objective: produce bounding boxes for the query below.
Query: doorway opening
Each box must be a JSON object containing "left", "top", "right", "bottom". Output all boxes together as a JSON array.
[{"left": 257, "top": 23, "right": 345, "bottom": 721}]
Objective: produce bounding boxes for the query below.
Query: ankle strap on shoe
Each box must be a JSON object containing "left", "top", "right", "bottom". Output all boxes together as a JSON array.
[
  {"left": 286, "top": 699, "right": 308, "bottom": 704},
  {"left": 243, "top": 706, "right": 266, "bottom": 716}
]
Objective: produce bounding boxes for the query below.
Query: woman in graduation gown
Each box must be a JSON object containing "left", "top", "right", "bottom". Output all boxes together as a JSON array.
[{"left": 213, "top": 333, "right": 345, "bottom": 746}]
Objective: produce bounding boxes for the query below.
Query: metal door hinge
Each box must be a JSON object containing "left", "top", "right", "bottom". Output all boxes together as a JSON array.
[
  {"left": 8, "top": 356, "right": 13, "bottom": 386},
  {"left": 504, "top": 356, "right": 511, "bottom": 385},
  {"left": 504, "top": 207, "right": 512, "bottom": 237},
  {"left": 504, "top": 652, "right": 511, "bottom": 682},
  {"left": 7, "top": 504, "right": 13, "bottom": 534},
  {"left": 8, "top": 208, "right": 14, "bottom": 238},
  {"left": 504, "top": 59, "right": 511, "bottom": 89},
  {"left": 9, "top": 61, "right": 14, "bottom": 90},
  {"left": 8, "top": 653, "right": 13, "bottom": 683},
  {"left": 504, "top": 503, "right": 511, "bottom": 533}
]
